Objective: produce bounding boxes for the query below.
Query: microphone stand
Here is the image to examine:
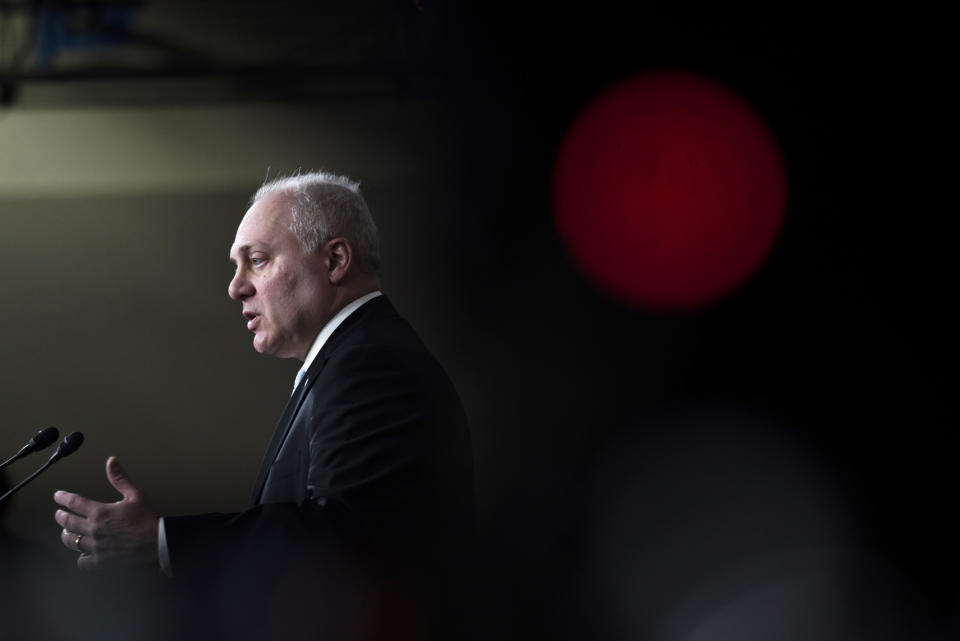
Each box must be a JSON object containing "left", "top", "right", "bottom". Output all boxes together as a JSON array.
[
  {"left": 0, "top": 447, "right": 34, "bottom": 473},
  {"left": 0, "top": 460, "right": 55, "bottom": 503},
  {"left": 0, "top": 433, "right": 84, "bottom": 504}
]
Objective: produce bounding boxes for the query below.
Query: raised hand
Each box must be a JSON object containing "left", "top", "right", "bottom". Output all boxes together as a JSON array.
[{"left": 54, "top": 456, "right": 160, "bottom": 570}]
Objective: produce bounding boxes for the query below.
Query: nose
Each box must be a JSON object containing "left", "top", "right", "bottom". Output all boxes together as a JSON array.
[{"left": 228, "top": 268, "right": 254, "bottom": 300}]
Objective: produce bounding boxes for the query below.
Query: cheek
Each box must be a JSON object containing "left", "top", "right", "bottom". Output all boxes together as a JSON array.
[{"left": 265, "top": 274, "right": 303, "bottom": 321}]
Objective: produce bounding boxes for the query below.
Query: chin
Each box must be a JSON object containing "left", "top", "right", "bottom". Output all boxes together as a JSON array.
[
  {"left": 252, "top": 335, "right": 275, "bottom": 355},
  {"left": 254, "top": 336, "right": 296, "bottom": 359}
]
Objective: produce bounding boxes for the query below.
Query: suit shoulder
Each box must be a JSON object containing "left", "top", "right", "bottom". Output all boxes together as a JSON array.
[{"left": 324, "top": 314, "right": 446, "bottom": 377}]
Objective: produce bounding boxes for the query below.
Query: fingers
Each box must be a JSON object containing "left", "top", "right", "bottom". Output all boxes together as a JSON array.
[
  {"left": 53, "top": 490, "right": 96, "bottom": 517},
  {"left": 106, "top": 456, "right": 137, "bottom": 499},
  {"left": 54, "top": 492, "right": 96, "bottom": 557},
  {"left": 77, "top": 553, "right": 99, "bottom": 570},
  {"left": 60, "top": 528, "right": 89, "bottom": 554},
  {"left": 53, "top": 458, "right": 159, "bottom": 571},
  {"left": 54, "top": 509, "right": 90, "bottom": 536}
]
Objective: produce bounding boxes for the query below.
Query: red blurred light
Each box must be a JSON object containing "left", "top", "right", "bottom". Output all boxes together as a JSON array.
[{"left": 552, "top": 71, "right": 787, "bottom": 309}]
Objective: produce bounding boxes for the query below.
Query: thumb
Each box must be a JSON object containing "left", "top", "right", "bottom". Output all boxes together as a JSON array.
[{"left": 105, "top": 456, "right": 137, "bottom": 499}]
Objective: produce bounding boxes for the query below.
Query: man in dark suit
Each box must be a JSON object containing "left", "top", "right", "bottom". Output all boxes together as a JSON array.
[{"left": 53, "top": 172, "right": 474, "bottom": 638}]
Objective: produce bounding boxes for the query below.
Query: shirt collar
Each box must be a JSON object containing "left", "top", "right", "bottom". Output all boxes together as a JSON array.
[{"left": 296, "top": 290, "right": 382, "bottom": 386}]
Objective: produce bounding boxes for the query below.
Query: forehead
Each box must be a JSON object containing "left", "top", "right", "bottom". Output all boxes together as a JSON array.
[{"left": 230, "top": 193, "right": 296, "bottom": 257}]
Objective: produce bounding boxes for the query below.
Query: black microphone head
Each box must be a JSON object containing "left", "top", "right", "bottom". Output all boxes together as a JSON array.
[
  {"left": 53, "top": 432, "right": 85, "bottom": 460},
  {"left": 29, "top": 427, "right": 60, "bottom": 452}
]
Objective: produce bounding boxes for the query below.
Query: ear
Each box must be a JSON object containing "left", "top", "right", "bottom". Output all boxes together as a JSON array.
[{"left": 325, "top": 238, "right": 352, "bottom": 285}]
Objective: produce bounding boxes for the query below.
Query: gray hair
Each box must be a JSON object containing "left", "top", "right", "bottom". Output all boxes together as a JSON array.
[{"left": 252, "top": 171, "right": 381, "bottom": 273}]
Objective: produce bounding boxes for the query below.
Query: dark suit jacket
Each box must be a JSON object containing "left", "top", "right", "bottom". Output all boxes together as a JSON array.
[{"left": 163, "top": 296, "right": 474, "bottom": 638}]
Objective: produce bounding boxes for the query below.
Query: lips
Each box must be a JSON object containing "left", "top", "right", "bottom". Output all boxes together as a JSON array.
[{"left": 243, "top": 310, "right": 261, "bottom": 331}]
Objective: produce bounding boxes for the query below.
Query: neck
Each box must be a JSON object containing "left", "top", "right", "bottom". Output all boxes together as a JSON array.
[
  {"left": 328, "top": 275, "right": 381, "bottom": 320},
  {"left": 344, "top": 274, "right": 382, "bottom": 303},
  {"left": 295, "top": 282, "right": 381, "bottom": 361}
]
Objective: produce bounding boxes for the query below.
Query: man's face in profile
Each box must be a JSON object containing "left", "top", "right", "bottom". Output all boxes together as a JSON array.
[{"left": 227, "top": 193, "right": 331, "bottom": 360}]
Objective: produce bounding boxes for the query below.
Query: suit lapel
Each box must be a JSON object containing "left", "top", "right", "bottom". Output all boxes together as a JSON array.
[
  {"left": 247, "top": 295, "right": 397, "bottom": 506},
  {"left": 248, "top": 369, "right": 322, "bottom": 505}
]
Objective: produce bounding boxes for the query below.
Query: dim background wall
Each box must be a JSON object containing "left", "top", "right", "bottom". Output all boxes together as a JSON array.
[
  {"left": 0, "top": 96, "right": 468, "bottom": 527},
  {"left": 0, "top": 3, "right": 955, "bottom": 639}
]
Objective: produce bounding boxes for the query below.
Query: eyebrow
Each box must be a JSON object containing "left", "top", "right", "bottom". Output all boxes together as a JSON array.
[
  {"left": 229, "top": 242, "right": 271, "bottom": 263},
  {"left": 229, "top": 243, "right": 252, "bottom": 259}
]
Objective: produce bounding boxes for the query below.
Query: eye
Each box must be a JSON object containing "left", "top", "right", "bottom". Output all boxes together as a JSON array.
[{"left": 250, "top": 257, "right": 266, "bottom": 267}]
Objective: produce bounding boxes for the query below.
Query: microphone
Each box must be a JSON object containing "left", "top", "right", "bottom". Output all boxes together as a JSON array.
[
  {"left": 0, "top": 427, "right": 60, "bottom": 472},
  {"left": 49, "top": 432, "right": 84, "bottom": 464},
  {"left": 0, "top": 432, "right": 85, "bottom": 504}
]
